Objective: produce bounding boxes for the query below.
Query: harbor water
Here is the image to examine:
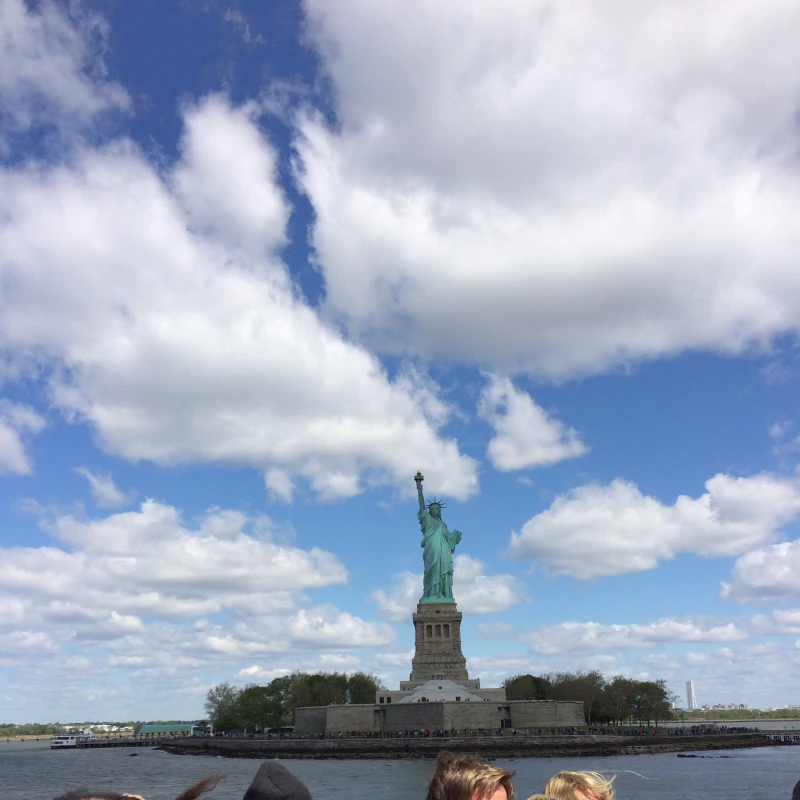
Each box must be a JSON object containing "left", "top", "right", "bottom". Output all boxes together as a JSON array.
[{"left": 0, "top": 739, "right": 798, "bottom": 800}]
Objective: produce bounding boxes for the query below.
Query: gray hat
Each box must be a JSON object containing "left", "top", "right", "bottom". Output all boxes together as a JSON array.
[{"left": 243, "top": 762, "right": 313, "bottom": 800}]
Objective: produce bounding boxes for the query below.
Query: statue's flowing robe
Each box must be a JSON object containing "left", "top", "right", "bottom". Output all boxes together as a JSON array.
[{"left": 418, "top": 509, "right": 461, "bottom": 601}]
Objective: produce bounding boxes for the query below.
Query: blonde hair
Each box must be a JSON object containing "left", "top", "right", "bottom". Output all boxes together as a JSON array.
[
  {"left": 526, "top": 796, "right": 560, "bottom": 800},
  {"left": 542, "top": 771, "right": 615, "bottom": 800},
  {"left": 426, "top": 752, "right": 516, "bottom": 800}
]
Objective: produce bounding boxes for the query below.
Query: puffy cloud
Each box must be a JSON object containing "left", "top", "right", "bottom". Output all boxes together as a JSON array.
[
  {"left": 289, "top": 605, "right": 393, "bottom": 648},
  {"left": 0, "top": 498, "right": 397, "bottom": 718},
  {"left": 0, "top": 56, "right": 477, "bottom": 500},
  {"left": 520, "top": 618, "right": 747, "bottom": 654},
  {"left": 237, "top": 665, "right": 291, "bottom": 682},
  {"left": 369, "top": 572, "right": 420, "bottom": 623},
  {"left": 298, "top": 0, "right": 800, "bottom": 377},
  {"left": 73, "top": 467, "right": 133, "bottom": 508},
  {"left": 172, "top": 95, "right": 287, "bottom": 252},
  {"left": 0, "top": 629, "right": 58, "bottom": 656},
  {"left": 203, "top": 606, "right": 393, "bottom": 655},
  {"left": 750, "top": 609, "right": 800, "bottom": 635},
  {"left": 478, "top": 375, "right": 587, "bottom": 470},
  {"left": 1, "top": 500, "right": 347, "bottom": 622},
  {"left": 0, "top": 0, "right": 128, "bottom": 142},
  {"left": 510, "top": 472, "right": 800, "bottom": 578},
  {"left": 369, "top": 554, "right": 523, "bottom": 621},
  {"left": 0, "top": 400, "right": 45, "bottom": 475},
  {"left": 722, "top": 541, "right": 800, "bottom": 602},
  {"left": 453, "top": 554, "right": 524, "bottom": 614}
]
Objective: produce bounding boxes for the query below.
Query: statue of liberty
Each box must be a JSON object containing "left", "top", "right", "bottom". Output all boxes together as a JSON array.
[{"left": 414, "top": 471, "right": 461, "bottom": 604}]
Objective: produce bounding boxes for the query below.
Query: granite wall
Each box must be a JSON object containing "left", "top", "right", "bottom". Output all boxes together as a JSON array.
[{"left": 294, "top": 699, "right": 585, "bottom": 734}]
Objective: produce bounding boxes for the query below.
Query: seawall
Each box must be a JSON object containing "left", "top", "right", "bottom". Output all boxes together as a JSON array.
[{"left": 159, "top": 732, "right": 781, "bottom": 760}]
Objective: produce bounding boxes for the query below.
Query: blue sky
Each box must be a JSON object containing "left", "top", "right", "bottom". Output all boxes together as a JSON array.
[{"left": 1, "top": 0, "right": 800, "bottom": 722}]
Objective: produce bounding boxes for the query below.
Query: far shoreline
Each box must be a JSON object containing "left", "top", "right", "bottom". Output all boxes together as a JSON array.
[{"left": 159, "top": 732, "right": 793, "bottom": 760}]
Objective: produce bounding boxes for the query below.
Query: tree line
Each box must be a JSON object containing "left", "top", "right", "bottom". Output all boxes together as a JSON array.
[
  {"left": 204, "top": 671, "right": 385, "bottom": 731},
  {"left": 205, "top": 669, "right": 674, "bottom": 731},
  {"left": 503, "top": 671, "right": 675, "bottom": 726}
]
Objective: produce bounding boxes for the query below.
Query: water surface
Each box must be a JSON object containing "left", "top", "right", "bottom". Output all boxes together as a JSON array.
[{"left": 1, "top": 740, "right": 797, "bottom": 800}]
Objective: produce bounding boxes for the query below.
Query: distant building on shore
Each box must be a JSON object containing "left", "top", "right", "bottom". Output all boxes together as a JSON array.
[{"left": 686, "top": 681, "right": 698, "bottom": 711}]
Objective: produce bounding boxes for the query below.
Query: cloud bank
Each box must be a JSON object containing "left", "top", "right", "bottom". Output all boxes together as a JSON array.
[{"left": 298, "top": 0, "right": 800, "bottom": 377}]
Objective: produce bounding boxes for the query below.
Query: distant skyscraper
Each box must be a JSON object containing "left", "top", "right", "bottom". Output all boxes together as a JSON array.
[{"left": 686, "top": 680, "right": 697, "bottom": 710}]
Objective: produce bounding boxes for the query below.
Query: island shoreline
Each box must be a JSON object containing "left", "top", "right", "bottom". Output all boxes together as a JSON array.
[{"left": 159, "top": 732, "right": 787, "bottom": 760}]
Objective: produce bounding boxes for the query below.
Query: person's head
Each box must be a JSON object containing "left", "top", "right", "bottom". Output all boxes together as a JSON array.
[
  {"left": 53, "top": 794, "right": 144, "bottom": 800},
  {"left": 526, "top": 796, "right": 559, "bottom": 800},
  {"left": 54, "top": 776, "right": 222, "bottom": 800},
  {"left": 426, "top": 752, "right": 515, "bottom": 800},
  {"left": 428, "top": 502, "right": 442, "bottom": 519},
  {"left": 242, "top": 762, "right": 313, "bottom": 800},
  {"left": 541, "top": 771, "right": 614, "bottom": 800}
]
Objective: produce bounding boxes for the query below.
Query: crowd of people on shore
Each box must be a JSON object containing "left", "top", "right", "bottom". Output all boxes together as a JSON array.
[{"left": 52, "top": 751, "right": 800, "bottom": 800}]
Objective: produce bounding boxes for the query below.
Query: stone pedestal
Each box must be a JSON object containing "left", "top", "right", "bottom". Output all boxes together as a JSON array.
[{"left": 399, "top": 603, "right": 480, "bottom": 690}]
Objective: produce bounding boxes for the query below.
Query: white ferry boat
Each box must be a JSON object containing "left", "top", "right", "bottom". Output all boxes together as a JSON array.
[{"left": 50, "top": 729, "right": 95, "bottom": 749}]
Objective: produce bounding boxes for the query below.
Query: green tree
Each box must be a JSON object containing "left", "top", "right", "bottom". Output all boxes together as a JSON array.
[
  {"left": 547, "top": 670, "right": 607, "bottom": 724},
  {"left": 603, "top": 675, "right": 640, "bottom": 726},
  {"left": 261, "top": 675, "right": 294, "bottom": 728},
  {"left": 289, "top": 672, "right": 348, "bottom": 708},
  {"left": 347, "top": 672, "right": 386, "bottom": 704},
  {"left": 204, "top": 682, "right": 243, "bottom": 731},
  {"left": 236, "top": 685, "right": 282, "bottom": 732},
  {"left": 504, "top": 674, "right": 551, "bottom": 701},
  {"left": 633, "top": 679, "right": 673, "bottom": 727}
]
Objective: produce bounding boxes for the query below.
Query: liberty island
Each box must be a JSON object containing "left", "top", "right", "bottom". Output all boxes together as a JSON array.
[
  {"left": 290, "top": 472, "right": 585, "bottom": 734},
  {"left": 158, "top": 475, "right": 785, "bottom": 759}
]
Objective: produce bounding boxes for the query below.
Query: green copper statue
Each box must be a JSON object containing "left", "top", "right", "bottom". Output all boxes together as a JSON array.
[{"left": 415, "top": 471, "right": 461, "bottom": 604}]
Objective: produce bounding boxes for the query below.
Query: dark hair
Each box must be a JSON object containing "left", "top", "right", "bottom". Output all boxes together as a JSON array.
[
  {"left": 175, "top": 776, "right": 223, "bottom": 800},
  {"left": 53, "top": 775, "right": 223, "bottom": 800}
]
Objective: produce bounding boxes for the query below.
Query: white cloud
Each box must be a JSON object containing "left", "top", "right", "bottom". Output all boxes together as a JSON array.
[
  {"left": 237, "top": 665, "right": 291, "bottom": 682},
  {"left": 510, "top": 472, "right": 800, "bottom": 578},
  {"left": 73, "top": 467, "right": 133, "bottom": 508},
  {"left": 298, "top": 0, "right": 800, "bottom": 378},
  {"left": 369, "top": 554, "right": 522, "bottom": 621},
  {"left": 0, "top": 52, "right": 477, "bottom": 500},
  {"left": 264, "top": 468, "right": 295, "bottom": 504},
  {"left": 478, "top": 375, "right": 587, "bottom": 470},
  {"left": 722, "top": 541, "right": 800, "bottom": 602},
  {"left": 289, "top": 605, "right": 393, "bottom": 648},
  {"left": 453, "top": 554, "right": 524, "bottom": 614},
  {"left": 750, "top": 609, "right": 800, "bottom": 635},
  {"left": 0, "top": 0, "right": 128, "bottom": 142},
  {"left": 0, "top": 500, "right": 347, "bottom": 622},
  {"left": 0, "top": 400, "right": 45, "bottom": 475},
  {"left": 369, "top": 572, "right": 420, "bottom": 623},
  {"left": 222, "top": 9, "right": 264, "bottom": 45},
  {"left": 520, "top": 618, "right": 747, "bottom": 655},
  {"left": 173, "top": 95, "right": 287, "bottom": 253},
  {"left": 0, "top": 498, "right": 397, "bottom": 715}
]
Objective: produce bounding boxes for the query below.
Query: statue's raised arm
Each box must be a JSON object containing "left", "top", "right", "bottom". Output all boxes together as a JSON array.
[{"left": 415, "top": 470, "right": 426, "bottom": 514}]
